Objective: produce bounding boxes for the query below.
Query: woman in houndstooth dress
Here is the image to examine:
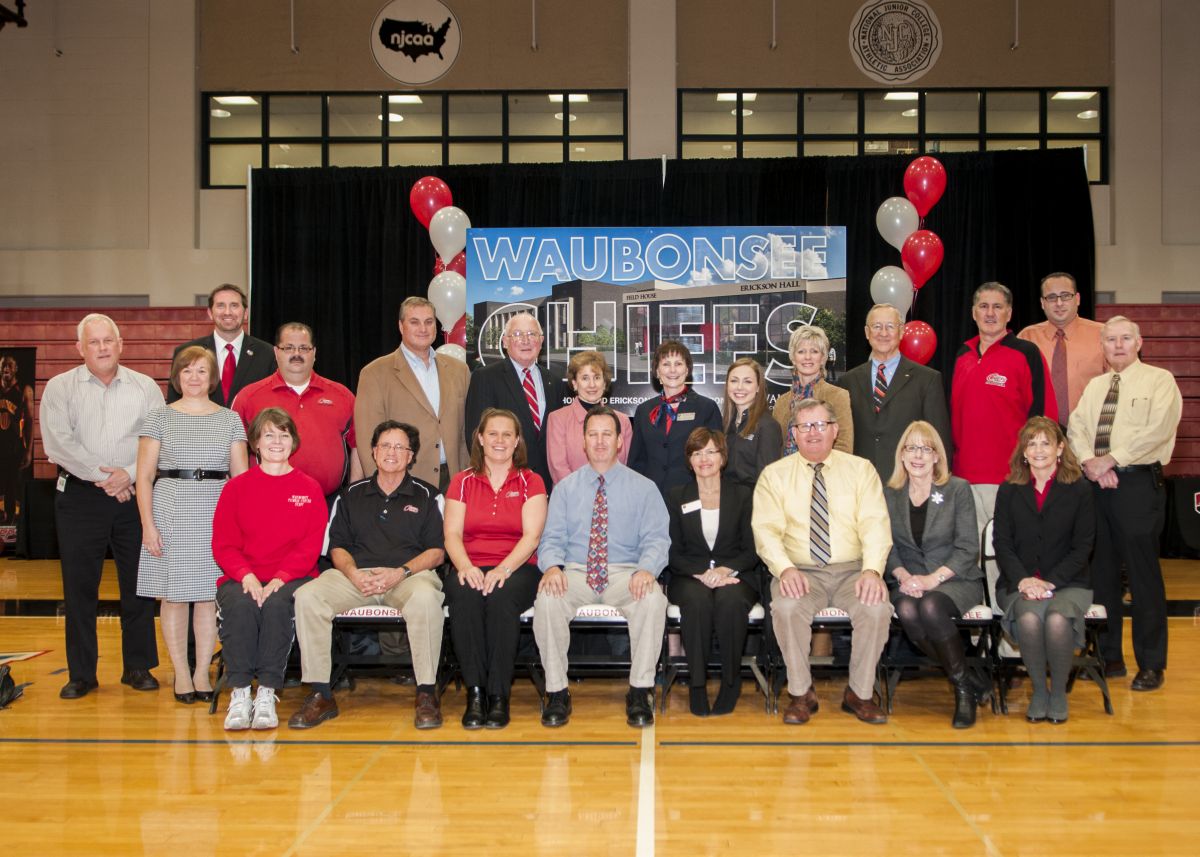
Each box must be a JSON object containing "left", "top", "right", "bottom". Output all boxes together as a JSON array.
[{"left": 136, "top": 346, "right": 248, "bottom": 703}]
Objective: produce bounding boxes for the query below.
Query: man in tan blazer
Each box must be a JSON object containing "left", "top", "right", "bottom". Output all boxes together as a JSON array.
[{"left": 355, "top": 297, "right": 470, "bottom": 493}]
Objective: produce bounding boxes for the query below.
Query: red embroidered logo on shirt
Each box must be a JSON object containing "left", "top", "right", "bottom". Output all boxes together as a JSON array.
[
  {"left": 504, "top": 490, "right": 521, "bottom": 498},
  {"left": 985, "top": 373, "right": 1008, "bottom": 387},
  {"left": 289, "top": 494, "right": 313, "bottom": 507},
  {"left": 318, "top": 397, "right": 334, "bottom": 405},
  {"left": 403, "top": 504, "right": 419, "bottom": 513}
]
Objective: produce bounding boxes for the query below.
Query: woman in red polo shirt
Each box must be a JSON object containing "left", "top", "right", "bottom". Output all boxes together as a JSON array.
[{"left": 443, "top": 407, "right": 548, "bottom": 729}]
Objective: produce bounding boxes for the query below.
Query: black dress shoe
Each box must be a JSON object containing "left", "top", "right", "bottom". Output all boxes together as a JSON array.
[
  {"left": 461, "top": 687, "right": 487, "bottom": 730},
  {"left": 193, "top": 690, "right": 215, "bottom": 703},
  {"left": 120, "top": 669, "right": 159, "bottom": 691},
  {"left": 541, "top": 690, "right": 571, "bottom": 727},
  {"left": 174, "top": 691, "right": 196, "bottom": 705},
  {"left": 626, "top": 686, "right": 654, "bottom": 728},
  {"left": 1131, "top": 669, "right": 1164, "bottom": 692},
  {"left": 60, "top": 679, "right": 99, "bottom": 699},
  {"left": 484, "top": 694, "right": 510, "bottom": 729}
]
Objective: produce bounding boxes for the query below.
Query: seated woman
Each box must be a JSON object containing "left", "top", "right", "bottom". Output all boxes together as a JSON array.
[
  {"left": 443, "top": 408, "right": 548, "bottom": 729},
  {"left": 212, "top": 407, "right": 327, "bottom": 731},
  {"left": 666, "top": 428, "right": 759, "bottom": 716},
  {"left": 993, "top": 416, "right": 1095, "bottom": 724},
  {"left": 545, "top": 350, "right": 632, "bottom": 485},
  {"left": 771, "top": 324, "right": 853, "bottom": 455},
  {"left": 884, "top": 420, "right": 986, "bottom": 728},
  {"left": 721, "top": 357, "right": 782, "bottom": 488}
]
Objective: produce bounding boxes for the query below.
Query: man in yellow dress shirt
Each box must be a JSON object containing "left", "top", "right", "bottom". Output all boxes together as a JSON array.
[
  {"left": 753, "top": 398, "right": 893, "bottom": 725},
  {"left": 1068, "top": 315, "right": 1182, "bottom": 692}
]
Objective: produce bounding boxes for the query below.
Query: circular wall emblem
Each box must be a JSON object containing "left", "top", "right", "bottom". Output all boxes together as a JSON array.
[
  {"left": 370, "top": 0, "right": 461, "bottom": 86},
  {"left": 849, "top": 0, "right": 942, "bottom": 84}
]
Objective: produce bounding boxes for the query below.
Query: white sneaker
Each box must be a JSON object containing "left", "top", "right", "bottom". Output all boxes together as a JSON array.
[
  {"left": 224, "top": 686, "right": 252, "bottom": 731},
  {"left": 252, "top": 686, "right": 280, "bottom": 729}
]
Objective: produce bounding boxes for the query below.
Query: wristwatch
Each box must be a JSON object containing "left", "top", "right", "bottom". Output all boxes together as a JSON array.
[{"left": 400, "top": 565, "right": 412, "bottom": 579}]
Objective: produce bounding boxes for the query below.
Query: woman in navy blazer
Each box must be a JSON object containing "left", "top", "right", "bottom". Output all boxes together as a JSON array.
[
  {"left": 993, "top": 417, "right": 1095, "bottom": 725},
  {"left": 667, "top": 428, "right": 760, "bottom": 716},
  {"left": 629, "top": 341, "right": 722, "bottom": 494}
]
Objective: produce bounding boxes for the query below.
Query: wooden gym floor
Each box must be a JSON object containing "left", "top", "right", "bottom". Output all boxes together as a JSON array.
[{"left": 2, "top": 558, "right": 1199, "bottom": 855}]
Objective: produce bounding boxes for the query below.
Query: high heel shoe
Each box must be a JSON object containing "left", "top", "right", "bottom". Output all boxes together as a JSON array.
[
  {"left": 193, "top": 690, "right": 214, "bottom": 703},
  {"left": 174, "top": 690, "right": 196, "bottom": 705}
]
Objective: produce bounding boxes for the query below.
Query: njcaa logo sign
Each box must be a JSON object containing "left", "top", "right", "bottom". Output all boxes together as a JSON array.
[
  {"left": 849, "top": 0, "right": 942, "bottom": 84},
  {"left": 371, "top": 0, "right": 461, "bottom": 86}
]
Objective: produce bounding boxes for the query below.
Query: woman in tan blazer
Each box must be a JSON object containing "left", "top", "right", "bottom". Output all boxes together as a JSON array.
[{"left": 772, "top": 324, "right": 853, "bottom": 455}]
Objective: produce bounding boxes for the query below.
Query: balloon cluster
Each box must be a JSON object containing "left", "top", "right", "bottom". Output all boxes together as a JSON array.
[
  {"left": 871, "top": 156, "right": 947, "bottom": 365},
  {"left": 410, "top": 176, "right": 470, "bottom": 363}
]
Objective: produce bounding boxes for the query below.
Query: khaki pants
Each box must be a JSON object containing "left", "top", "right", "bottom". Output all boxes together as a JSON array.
[
  {"left": 532, "top": 563, "right": 668, "bottom": 693},
  {"left": 294, "top": 568, "right": 444, "bottom": 686}
]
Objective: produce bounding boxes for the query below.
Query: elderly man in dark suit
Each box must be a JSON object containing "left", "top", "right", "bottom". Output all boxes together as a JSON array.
[
  {"left": 464, "top": 311, "right": 566, "bottom": 490},
  {"left": 168, "top": 284, "right": 275, "bottom": 407},
  {"left": 837, "top": 303, "right": 952, "bottom": 480}
]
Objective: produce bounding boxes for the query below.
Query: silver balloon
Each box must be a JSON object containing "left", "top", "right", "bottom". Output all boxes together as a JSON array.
[
  {"left": 435, "top": 343, "right": 467, "bottom": 363},
  {"left": 429, "top": 205, "right": 472, "bottom": 264},
  {"left": 869, "top": 266, "right": 914, "bottom": 317},
  {"left": 427, "top": 271, "right": 467, "bottom": 327},
  {"left": 876, "top": 196, "right": 919, "bottom": 251}
]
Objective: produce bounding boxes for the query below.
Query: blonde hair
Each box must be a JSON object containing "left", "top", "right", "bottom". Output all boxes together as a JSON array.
[{"left": 886, "top": 420, "right": 951, "bottom": 489}]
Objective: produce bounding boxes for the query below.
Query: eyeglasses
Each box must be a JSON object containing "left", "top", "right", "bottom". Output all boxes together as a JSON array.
[
  {"left": 868, "top": 323, "right": 899, "bottom": 333},
  {"left": 1041, "top": 292, "right": 1077, "bottom": 304},
  {"left": 376, "top": 443, "right": 412, "bottom": 453},
  {"left": 795, "top": 420, "right": 836, "bottom": 433},
  {"left": 689, "top": 449, "right": 722, "bottom": 458},
  {"left": 904, "top": 444, "right": 935, "bottom": 456},
  {"left": 506, "top": 331, "right": 543, "bottom": 342},
  {"left": 277, "top": 344, "right": 314, "bottom": 354}
]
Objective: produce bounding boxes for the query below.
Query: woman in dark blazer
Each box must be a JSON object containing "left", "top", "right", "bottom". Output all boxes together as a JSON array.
[
  {"left": 884, "top": 420, "right": 986, "bottom": 728},
  {"left": 721, "top": 357, "right": 783, "bottom": 488},
  {"left": 667, "top": 428, "right": 760, "bottom": 716},
  {"left": 630, "top": 340, "right": 722, "bottom": 494},
  {"left": 993, "top": 416, "right": 1095, "bottom": 725}
]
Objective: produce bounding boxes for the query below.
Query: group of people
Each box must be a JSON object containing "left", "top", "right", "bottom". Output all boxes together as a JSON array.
[{"left": 40, "top": 272, "right": 1181, "bottom": 732}]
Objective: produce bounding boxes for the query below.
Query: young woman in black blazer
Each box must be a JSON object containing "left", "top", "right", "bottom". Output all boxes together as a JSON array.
[{"left": 721, "top": 357, "right": 782, "bottom": 488}]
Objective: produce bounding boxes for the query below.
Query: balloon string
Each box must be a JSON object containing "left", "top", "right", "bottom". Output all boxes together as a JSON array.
[{"left": 911, "top": 287, "right": 918, "bottom": 318}]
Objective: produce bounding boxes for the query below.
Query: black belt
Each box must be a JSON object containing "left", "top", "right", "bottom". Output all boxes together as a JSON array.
[
  {"left": 156, "top": 469, "right": 230, "bottom": 481},
  {"left": 1114, "top": 464, "right": 1156, "bottom": 473}
]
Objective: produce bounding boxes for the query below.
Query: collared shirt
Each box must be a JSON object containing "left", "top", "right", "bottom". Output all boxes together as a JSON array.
[
  {"left": 1017, "top": 316, "right": 1106, "bottom": 417},
  {"left": 232, "top": 370, "right": 356, "bottom": 497},
  {"left": 538, "top": 461, "right": 670, "bottom": 574},
  {"left": 509, "top": 357, "right": 544, "bottom": 421},
  {"left": 325, "top": 473, "right": 444, "bottom": 568},
  {"left": 752, "top": 448, "right": 892, "bottom": 576},
  {"left": 1067, "top": 359, "right": 1182, "bottom": 467},
  {"left": 870, "top": 352, "right": 902, "bottom": 386},
  {"left": 401, "top": 342, "right": 445, "bottom": 463},
  {"left": 448, "top": 467, "right": 546, "bottom": 566},
  {"left": 40, "top": 364, "right": 165, "bottom": 482},
  {"left": 213, "top": 330, "right": 246, "bottom": 379}
]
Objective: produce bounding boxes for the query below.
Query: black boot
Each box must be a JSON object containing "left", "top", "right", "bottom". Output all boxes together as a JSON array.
[{"left": 930, "top": 634, "right": 977, "bottom": 729}]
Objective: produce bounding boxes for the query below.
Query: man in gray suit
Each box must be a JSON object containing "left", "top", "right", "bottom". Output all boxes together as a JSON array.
[{"left": 837, "top": 304, "right": 952, "bottom": 480}]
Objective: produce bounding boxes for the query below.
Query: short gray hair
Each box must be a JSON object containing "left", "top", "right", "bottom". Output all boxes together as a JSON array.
[
  {"left": 972, "top": 281, "right": 1013, "bottom": 307},
  {"left": 1101, "top": 314, "right": 1141, "bottom": 339},
  {"left": 789, "top": 397, "right": 835, "bottom": 428},
  {"left": 503, "top": 311, "right": 543, "bottom": 338},
  {"left": 77, "top": 313, "right": 120, "bottom": 342}
]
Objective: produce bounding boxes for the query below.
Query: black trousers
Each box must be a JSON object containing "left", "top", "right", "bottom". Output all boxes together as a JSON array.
[
  {"left": 215, "top": 578, "right": 307, "bottom": 689},
  {"left": 1092, "top": 472, "right": 1168, "bottom": 670},
  {"left": 668, "top": 574, "right": 757, "bottom": 687},
  {"left": 444, "top": 563, "right": 539, "bottom": 696},
  {"left": 55, "top": 478, "right": 157, "bottom": 682}
]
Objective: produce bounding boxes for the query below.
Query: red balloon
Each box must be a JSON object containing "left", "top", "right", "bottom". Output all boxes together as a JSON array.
[
  {"left": 899, "top": 321, "right": 937, "bottom": 365},
  {"left": 410, "top": 176, "right": 453, "bottom": 228},
  {"left": 901, "top": 229, "right": 944, "bottom": 289},
  {"left": 446, "top": 314, "right": 467, "bottom": 348},
  {"left": 433, "top": 250, "right": 466, "bottom": 277},
  {"left": 903, "top": 156, "right": 947, "bottom": 218}
]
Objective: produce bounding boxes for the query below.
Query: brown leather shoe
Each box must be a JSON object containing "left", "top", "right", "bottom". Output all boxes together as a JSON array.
[
  {"left": 414, "top": 690, "right": 443, "bottom": 729},
  {"left": 782, "top": 688, "right": 819, "bottom": 725},
  {"left": 287, "top": 692, "right": 339, "bottom": 729},
  {"left": 841, "top": 687, "right": 887, "bottom": 724}
]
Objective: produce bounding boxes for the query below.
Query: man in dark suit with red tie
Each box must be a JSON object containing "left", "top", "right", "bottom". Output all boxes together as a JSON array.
[
  {"left": 464, "top": 311, "right": 566, "bottom": 490},
  {"left": 168, "top": 284, "right": 275, "bottom": 407}
]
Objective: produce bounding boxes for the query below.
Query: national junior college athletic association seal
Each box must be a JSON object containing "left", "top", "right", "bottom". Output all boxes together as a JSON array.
[{"left": 849, "top": 0, "right": 942, "bottom": 84}]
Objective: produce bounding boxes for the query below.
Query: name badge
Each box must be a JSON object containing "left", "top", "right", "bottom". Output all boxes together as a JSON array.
[
  {"left": 57, "top": 474, "right": 68, "bottom": 493},
  {"left": 676, "top": 412, "right": 696, "bottom": 422},
  {"left": 681, "top": 499, "right": 702, "bottom": 514}
]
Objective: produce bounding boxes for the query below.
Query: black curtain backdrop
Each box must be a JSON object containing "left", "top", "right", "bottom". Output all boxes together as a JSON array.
[{"left": 250, "top": 148, "right": 1093, "bottom": 390}]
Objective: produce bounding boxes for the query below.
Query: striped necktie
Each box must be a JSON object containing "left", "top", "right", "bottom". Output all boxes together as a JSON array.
[
  {"left": 1093, "top": 373, "right": 1120, "bottom": 456},
  {"left": 522, "top": 367, "right": 542, "bottom": 432},
  {"left": 809, "top": 462, "right": 831, "bottom": 566},
  {"left": 872, "top": 363, "right": 888, "bottom": 413}
]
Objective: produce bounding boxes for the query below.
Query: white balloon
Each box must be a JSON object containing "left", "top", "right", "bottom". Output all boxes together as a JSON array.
[
  {"left": 869, "top": 266, "right": 914, "bottom": 317},
  {"left": 427, "top": 271, "right": 467, "bottom": 326},
  {"left": 876, "top": 196, "right": 919, "bottom": 251},
  {"left": 429, "top": 205, "right": 471, "bottom": 264},
  {"left": 435, "top": 343, "right": 467, "bottom": 363}
]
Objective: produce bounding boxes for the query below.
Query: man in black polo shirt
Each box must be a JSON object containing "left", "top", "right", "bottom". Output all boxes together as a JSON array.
[{"left": 288, "top": 420, "right": 446, "bottom": 729}]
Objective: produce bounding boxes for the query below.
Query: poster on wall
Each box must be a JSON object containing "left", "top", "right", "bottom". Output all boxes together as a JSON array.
[
  {"left": 0, "top": 347, "right": 36, "bottom": 549},
  {"left": 464, "top": 226, "right": 847, "bottom": 414}
]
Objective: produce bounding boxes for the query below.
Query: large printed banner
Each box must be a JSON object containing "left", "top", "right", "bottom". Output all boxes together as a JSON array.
[{"left": 465, "top": 226, "right": 848, "bottom": 413}]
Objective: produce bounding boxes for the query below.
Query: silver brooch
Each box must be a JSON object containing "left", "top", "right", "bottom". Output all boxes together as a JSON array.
[{"left": 930, "top": 490, "right": 944, "bottom": 505}]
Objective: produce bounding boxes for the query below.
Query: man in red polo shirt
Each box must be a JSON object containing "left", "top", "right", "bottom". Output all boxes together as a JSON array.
[{"left": 232, "top": 323, "right": 362, "bottom": 505}]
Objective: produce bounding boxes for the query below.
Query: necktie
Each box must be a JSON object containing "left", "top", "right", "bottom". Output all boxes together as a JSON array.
[
  {"left": 586, "top": 474, "right": 609, "bottom": 593},
  {"left": 221, "top": 343, "right": 236, "bottom": 402},
  {"left": 1093, "top": 373, "right": 1120, "bottom": 456},
  {"left": 1051, "top": 329, "right": 1069, "bottom": 421},
  {"left": 522, "top": 368, "right": 541, "bottom": 432},
  {"left": 872, "top": 363, "right": 889, "bottom": 413},
  {"left": 809, "top": 462, "right": 831, "bottom": 566}
]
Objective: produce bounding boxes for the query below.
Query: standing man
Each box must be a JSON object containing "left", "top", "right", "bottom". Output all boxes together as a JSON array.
[
  {"left": 1018, "top": 272, "right": 1106, "bottom": 424},
  {"left": 837, "top": 303, "right": 953, "bottom": 479},
  {"left": 0, "top": 354, "right": 34, "bottom": 523},
  {"left": 951, "top": 282, "right": 1058, "bottom": 530},
  {"left": 465, "top": 312, "right": 566, "bottom": 491},
  {"left": 232, "top": 323, "right": 362, "bottom": 506},
  {"left": 40, "top": 314, "right": 163, "bottom": 699},
  {"left": 533, "top": 406, "right": 670, "bottom": 728},
  {"left": 753, "top": 399, "right": 893, "bottom": 725},
  {"left": 168, "top": 284, "right": 275, "bottom": 407},
  {"left": 355, "top": 296, "right": 469, "bottom": 493},
  {"left": 289, "top": 421, "right": 446, "bottom": 729},
  {"left": 1068, "top": 316, "right": 1182, "bottom": 691}
]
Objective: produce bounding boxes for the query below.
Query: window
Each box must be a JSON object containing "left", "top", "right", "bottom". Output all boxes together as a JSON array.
[{"left": 203, "top": 90, "right": 627, "bottom": 188}]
